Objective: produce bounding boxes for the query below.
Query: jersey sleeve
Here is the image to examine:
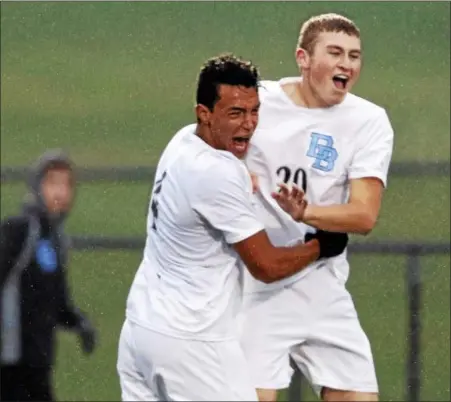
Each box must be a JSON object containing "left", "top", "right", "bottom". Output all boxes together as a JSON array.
[
  {"left": 191, "top": 157, "right": 265, "bottom": 245},
  {"left": 348, "top": 109, "right": 394, "bottom": 187}
]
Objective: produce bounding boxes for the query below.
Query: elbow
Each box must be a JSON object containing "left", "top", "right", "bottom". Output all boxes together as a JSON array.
[
  {"left": 259, "top": 276, "right": 278, "bottom": 285},
  {"left": 258, "top": 273, "right": 277, "bottom": 284},
  {"left": 357, "top": 214, "right": 377, "bottom": 236},
  {"left": 249, "top": 270, "right": 274, "bottom": 284},
  {"left": 248, "top": 262, "right": 279, "bottom": 284}
]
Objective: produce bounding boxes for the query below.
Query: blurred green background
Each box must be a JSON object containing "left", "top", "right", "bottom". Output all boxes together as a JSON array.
[{"left": 1, "top": 2, "right": 449, "bottom": 401}]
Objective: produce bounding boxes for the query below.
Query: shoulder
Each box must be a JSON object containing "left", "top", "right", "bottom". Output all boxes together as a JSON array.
[
  {"left": 1, "top": 214, "right": 29, "bottom": 232},
  {"left": 157, "top": 124, "right": 197, "bottom": 165},
  {"left": 342, "top": 93, "right": 390, "bottom": 121},
  {"left": 259, "top": 80, "right": 280, "bottom": 94},
  {"left": 193, "top": 150, "right": 248, "bottom": 184},
  {"left": 184, "top": 151, "right": 251, "bottom": 206},
  {"left": 171, "top": 124, "right": 197, "bottom": 145},
  {"left": 335, "top": 96, "right": 394, "bottom": 160},
  {"left": 1, "top": 214, "right": 29, "bottom": 248},
  {"left": 258, "top": 79, "right": 285, "bottom": 104},
  {"left": 171, "top": 127, "right": 246, "bottom": 178},
  {"left": 339, "top": 94, "right": 394, "bottom": 142}
]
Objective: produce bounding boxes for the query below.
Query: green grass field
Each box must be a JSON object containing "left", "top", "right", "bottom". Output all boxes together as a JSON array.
[{"left": 1, "top": 2, "right": 450, "bottom": 401}]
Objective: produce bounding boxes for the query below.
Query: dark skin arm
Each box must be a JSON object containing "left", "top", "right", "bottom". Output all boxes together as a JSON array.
[
  {"left": 234, "top": 184, "right": 319, "bottom": 284},
  {"left": 233, "top": 231, "right": 320, "bottom": 284}
]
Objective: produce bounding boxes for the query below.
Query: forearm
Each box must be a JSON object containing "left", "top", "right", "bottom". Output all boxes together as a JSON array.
[
  {"left": 260, "top": 240, "right": 320, "bottom": 283},
  {"left": 57, "top": 274, "right": 83, "bottom": 328},
  {"left": 58, "top": 304, "right": 82, "bottom": 328},
  {"left": 302, "top": 203, "right": 375, "bottom": 234}
]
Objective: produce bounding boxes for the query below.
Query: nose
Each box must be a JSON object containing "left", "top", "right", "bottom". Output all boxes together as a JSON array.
[
  {"left": 55, "top": 186, "right": 71, "bottom": 204},
  {"left": 242, "top": 113, "right": 257, "bottom": 131},
  {"left": 338, "top": 55, "right": 354, "bottom": 71}
]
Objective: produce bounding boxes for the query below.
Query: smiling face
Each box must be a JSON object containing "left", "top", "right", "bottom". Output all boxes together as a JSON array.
[
  {"left": 196, "top": 84, "right": 260, "bottom": 159},
  {"left": 295, "top": 13, "right": 362, "bottom": 108},
  {"left": 296, "top": 31, "right": 362, "bottom": 107}
]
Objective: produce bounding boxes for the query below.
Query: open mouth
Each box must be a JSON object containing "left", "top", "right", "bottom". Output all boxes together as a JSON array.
[
  {"left": 332, "top": 75, "right": 349, "bottom": 90},
  {"left": 231, "top": 136, "right": 250, "bottom": 155}
]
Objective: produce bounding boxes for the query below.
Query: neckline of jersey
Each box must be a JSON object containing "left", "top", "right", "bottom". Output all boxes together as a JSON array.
[{"left": 275, "top": 76, "right": 347, "bottom": 113}]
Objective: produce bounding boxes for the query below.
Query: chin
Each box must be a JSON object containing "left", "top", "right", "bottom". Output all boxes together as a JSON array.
[
  {"left": 233, "top": 152, "right": 246, "bottom": 160},
  {"left": 328, "top": 93, "right": 346, "bottom": 106}
]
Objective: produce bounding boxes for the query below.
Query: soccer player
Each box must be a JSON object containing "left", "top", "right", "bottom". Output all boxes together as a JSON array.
[
  {"left": 240, "top": 14, "right": 395, "bottom": 402},
  {"left": 116, "top": 53, "right": 349, "bottom": 401}
]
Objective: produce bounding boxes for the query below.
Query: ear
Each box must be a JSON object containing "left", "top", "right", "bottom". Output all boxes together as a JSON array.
[
  {"left": 295, "top": 47, "right": 310, "bottom": 71},
  {"left": 195, "top": 104, "right": 211, "bottom": 125}
]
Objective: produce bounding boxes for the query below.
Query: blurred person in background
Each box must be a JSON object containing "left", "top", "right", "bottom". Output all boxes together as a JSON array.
[{"left": 0, "top": 150, "right": 97, "bottom": 401}]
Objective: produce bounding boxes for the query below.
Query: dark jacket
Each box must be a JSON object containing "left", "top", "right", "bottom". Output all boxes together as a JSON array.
[{"left": 0, "top": 151, "right": 87, "bottom": 367}]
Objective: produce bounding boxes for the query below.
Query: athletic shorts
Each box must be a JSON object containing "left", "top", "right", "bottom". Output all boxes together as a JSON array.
[
  {"left": 239, "top": 265, "right": 378, "bottom": 396},
  {"left": 117, "top": 319, "right": 258, "bottom": 401}
]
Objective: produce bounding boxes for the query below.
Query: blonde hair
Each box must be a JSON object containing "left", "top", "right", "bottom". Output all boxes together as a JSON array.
[{"left": 297, "top": 13, "right": 360, "bottom": 54}]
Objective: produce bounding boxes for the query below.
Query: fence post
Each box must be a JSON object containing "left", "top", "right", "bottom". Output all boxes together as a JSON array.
[{"left": 406, "top": 251, "right": 422, "bottom": 402}]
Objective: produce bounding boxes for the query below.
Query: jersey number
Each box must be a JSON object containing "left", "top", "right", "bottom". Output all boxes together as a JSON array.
[
  {"left": 151, "top": 171, "right": 167, "bottom": 231},
  {"left": 276, "top": 166, "right": 308, "bottom": 193}
]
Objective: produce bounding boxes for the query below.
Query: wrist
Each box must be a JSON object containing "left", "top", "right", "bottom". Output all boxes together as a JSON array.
[
  {"left": 301, "top": 204, "right": 314, "bottom": 223},
  {"left": 293, "top": 200, "right": 308, "bottom": 222},
  {"left": 304, "top": 237, "right": 321, "bottom": 260}
]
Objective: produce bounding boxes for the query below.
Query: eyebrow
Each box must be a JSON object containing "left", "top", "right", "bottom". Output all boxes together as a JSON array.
[
  {"left": 228, "top": 107, "right": 246, "bottom": 113},
  {"left": 229, "top": 103, "right": 261, "bottom": 112},
  {"left": 327, "top": 45, "right": 361, "bottom": 54}
]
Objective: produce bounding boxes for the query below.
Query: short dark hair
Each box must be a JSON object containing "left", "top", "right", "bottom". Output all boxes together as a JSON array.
[{"left": 196, "top": 53, "right": 260, "bottom": 111}]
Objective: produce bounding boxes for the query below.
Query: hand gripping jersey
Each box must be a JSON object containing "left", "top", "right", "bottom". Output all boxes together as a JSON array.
[{"left": 244, "top": 77, "right": 394, "bottom": 292}]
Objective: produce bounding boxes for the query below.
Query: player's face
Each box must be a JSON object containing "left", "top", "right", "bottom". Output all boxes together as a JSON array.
[
  {"left": 205, "top": 84, "right": 260, "bottom": 159},
  {"left": 297, "top": 31, "right": 362, "bottom": 106},
  {"left": 41, "top": 168, "right": 74, "bottom": 214}
]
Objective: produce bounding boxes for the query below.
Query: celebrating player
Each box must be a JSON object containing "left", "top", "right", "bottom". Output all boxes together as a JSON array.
[
  {"left": 240, "top": 13, "right": 394, "bottom": 402},
  {"left": 116, "top": 53, "right": 348, "bottom": 401}
]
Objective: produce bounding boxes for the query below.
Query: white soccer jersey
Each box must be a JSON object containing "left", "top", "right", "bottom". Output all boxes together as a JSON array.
[
  {"left": 126, "top": 124, "right": 264, "bottom": 341},
  {"left": 244, "top": 77, "right": 394, "bottom": 291}
]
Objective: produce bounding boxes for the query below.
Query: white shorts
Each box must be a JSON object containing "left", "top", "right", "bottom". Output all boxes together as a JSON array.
[
  {"left": 239, "top": 265, "right": 378, "bottom": 396},
  {"left": 117, "top": 319, "right": 258, "bottom": 401}
]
